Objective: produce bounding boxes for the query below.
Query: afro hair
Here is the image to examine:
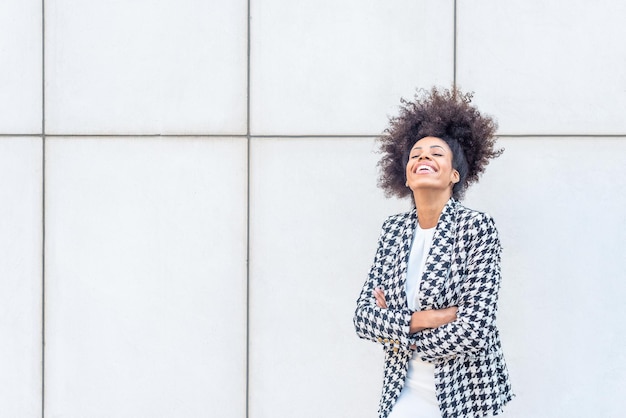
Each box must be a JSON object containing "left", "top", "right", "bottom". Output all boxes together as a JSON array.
[{"left": 377, "top": 86, "right": 503, "bottom": 200}]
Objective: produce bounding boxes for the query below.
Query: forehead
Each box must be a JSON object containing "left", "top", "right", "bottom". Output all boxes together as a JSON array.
[{"left": 411, "top": 136, "right": 450, "bottom": 150}]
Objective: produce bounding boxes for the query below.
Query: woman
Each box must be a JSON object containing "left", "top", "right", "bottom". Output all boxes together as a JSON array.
[{"left": 354, "top": 87, "right": 514, "bottom": 418}]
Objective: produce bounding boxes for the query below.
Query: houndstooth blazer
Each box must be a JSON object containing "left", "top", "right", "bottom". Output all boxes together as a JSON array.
[{"left": 354, "top": 199, "right": 514, "bottom": 418}]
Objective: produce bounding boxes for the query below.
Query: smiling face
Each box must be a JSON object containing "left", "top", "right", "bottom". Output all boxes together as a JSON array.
[{"left": 405, "top": 136, "right": 460, "bottom": 197}]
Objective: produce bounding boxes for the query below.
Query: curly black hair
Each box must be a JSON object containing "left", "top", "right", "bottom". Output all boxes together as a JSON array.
[{"left": 378, "top": 86, "right": 502, "bottom": 200}]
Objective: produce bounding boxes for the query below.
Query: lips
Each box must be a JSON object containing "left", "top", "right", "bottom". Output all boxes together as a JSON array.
[{"left": 415, "top": 163, "right": 436, "bottom": 173}]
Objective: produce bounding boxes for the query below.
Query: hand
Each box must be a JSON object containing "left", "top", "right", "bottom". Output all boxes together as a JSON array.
[
  {"left": 410, "top": 306, "right": 458, "bottom": 333},
  {"left": 374, "top": 287, "right": 387, "bottom": 309},
  {"left": 429, "top": 306, "right": 458, "bottom": 328}
]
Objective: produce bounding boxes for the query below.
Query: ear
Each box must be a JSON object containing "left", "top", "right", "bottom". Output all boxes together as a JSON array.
[{"left": 451, "top": 170, "right": 460, "bottom": 184}]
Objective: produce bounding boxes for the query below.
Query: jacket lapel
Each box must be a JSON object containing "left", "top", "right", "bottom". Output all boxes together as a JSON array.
[
  {"left": 392, "top": 208, "right": 417, "bottom": 309},
  {"left": 419, "top": 199, "right": 457, "bottom": 310}
]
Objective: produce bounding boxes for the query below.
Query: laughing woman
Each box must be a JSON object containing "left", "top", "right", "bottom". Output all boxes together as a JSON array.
[{"left": 354, "top": 87, "right": 514, "bottom": 418}]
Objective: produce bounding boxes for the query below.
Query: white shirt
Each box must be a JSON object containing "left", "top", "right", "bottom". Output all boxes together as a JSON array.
[
  {"left": 403, "top": 223, "right": 438, "bottom": 406},
  {"left": 405, "top": 223, "right": 436, "bottom": 311}
]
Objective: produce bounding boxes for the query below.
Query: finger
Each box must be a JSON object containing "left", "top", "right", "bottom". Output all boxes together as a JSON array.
[
  {"left": 373, "top": 287, "right": 389, "bottom": 308},
  {"left": 380, "top": 290, "right": 387, "bottom": 308},
  {"left": 375, "top": 292, "right": 384, "bottom": 306},
  {"left": 378, "top": 297, "right": 387, "bottom": 309}
]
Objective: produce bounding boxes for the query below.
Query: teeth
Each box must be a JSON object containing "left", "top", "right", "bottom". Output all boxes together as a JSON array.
[{"left": 417, "top": 165, "right": 434, "bottom": 173}]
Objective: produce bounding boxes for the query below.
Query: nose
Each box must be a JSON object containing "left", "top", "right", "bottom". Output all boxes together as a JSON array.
[{"left": 418, "top": 152, "right": 431, "bottom": 161}]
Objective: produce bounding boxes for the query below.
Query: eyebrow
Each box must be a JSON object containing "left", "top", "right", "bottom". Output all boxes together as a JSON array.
[{"left": 411, "top": 145, "right": 446, "bottom": 151}]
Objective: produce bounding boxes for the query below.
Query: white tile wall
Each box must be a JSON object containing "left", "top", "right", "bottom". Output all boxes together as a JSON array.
[
  {"left": 3, "top": 1, "right": 626, "bottom": 416},
  {"left": 45, "top": 0, "right": 248, "bottom": 135},
  {"left": 463, "top": 137, "right": 626, "bottom": 417},
  {"left": 0, "top": 0, "right": 41, "bottom": 133},
  {"left": 0, "top": 138, "right": 42, "bottom": 417},
  {"left": 44, "top": 138, "right": 247, "bottom": 417},
  {"left": 457, "top": 1, "right": 626, "bottom": 135},
  {"left": 250, "top": 0, "right": 454, "bottom": 136},
  {"left": 248, "top": 137, "right": 408, "bottom": 418}
]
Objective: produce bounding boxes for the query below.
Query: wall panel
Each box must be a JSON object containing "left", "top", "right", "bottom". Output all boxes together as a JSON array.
[
  {"left": 45, "top": 138, "right": 247, "bottom": 417},
  {"left": 0, "top": 0, "right": 41, "bottom": 133},
  {"left": 0, "top": 138, "right": 42, "bottom": 417},
  {"left": 250, "top": 0, "right": 454, "bottom": 135},
  {"left": 45, "top": 0, "right": 248, "bottom": 135},
  {"left": 457, "top": 1, "right": 626, "bottom": 135},
  {"left": 463, "top": 137, "right": 626, "bottom": 417}
]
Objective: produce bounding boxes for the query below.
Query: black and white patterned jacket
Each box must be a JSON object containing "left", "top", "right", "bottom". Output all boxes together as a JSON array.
[{"left": 354, "top": 199, "right": 514, "bottom": 418}]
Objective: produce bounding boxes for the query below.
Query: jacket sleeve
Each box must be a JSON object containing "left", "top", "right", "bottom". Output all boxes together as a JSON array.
[
  {"left": 413, "top": 213, "right": 503, "bottom": 361},
  {"left": 353, "top": 218, "right": 414, "bottom": 351}
]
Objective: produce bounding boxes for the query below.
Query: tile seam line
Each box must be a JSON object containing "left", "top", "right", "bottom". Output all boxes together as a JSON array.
[
  {"left": 41, "top": 135, "right": 46, "bottom": 418},
  {"left": 245, "top": 0, "right": 251, "bottom": 416},
  {"left": 41, "top": 0, "right": 46, "bottom": 415},
  {"left": 453, "top": 0, "right": 457, "bottom": 87},
  {"left": 33, "top": 134, "right": 250, "bottom": 138},
  {"left": 5, "top": 134, "right": 626, "bottom": 139},
  {"left": 497, "top": 134, "right": 626, "bottom": 138},
  {"left": 246, "top": 134, "right": 626, "bottom": 139}
]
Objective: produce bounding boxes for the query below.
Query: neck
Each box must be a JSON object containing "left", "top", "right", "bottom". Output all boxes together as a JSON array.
[{"left": 413, "top": 191, "right": 452, "bottom": 229}]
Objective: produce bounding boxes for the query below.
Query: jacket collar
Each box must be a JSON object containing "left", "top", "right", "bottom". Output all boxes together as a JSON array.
[{"left": 401, "top": 198, "right": 458, "bottom": 310}]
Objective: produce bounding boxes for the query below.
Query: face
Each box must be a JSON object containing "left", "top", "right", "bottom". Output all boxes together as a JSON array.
[{"left": 405, "top": 136, "right": 459, "bottom": 196}]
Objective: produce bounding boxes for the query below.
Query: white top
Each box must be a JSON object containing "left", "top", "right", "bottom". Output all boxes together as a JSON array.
[
  {"left": 405, "top": 223, "right": 436, "bottom": 311},
  {"left": 404, "top": 222, "right": 438, "bottom": 404}
]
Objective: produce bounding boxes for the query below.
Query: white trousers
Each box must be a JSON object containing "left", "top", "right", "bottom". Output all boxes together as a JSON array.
[
  {"left": 387, "top": 353, "right": 504, "bottom": 418},
  {"left": 387, "top": 356, "right": 440, "bottom": 418},
  {"left": 387, "top": 382, "right": 441, "bottom": 418}
]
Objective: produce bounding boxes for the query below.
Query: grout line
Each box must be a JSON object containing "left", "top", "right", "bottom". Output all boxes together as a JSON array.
[
  {"left": 248, "top": 134, "right": 380, "bottom": 139},
  {"left": 41, "top": 0, "right": 46, "bottom": 415},
  {"left": 0, "top": 134, "right": 45, "bottom": 138},
  {"left": 453, "top": 0, "right": 457, "bottom": 88},
  {"left": 1, "top": 133, "right": 626, "bottom": 139},
  {"left": 27, "top": 133, "right": 250, "bottom": 138},
  {"left": 237, "top": 134, "right": 626, "bottom": 139},
  {"left": 0, "top": 134, "right": 378, "bottom": 139},
  {"left": 41, "top": 134, "right": 46, "bottom": 418},
  {"left": 245, "top": 0, "right": 251, "bottom": 417},
  {"left": 497, "top": 134, "right": 626, "bottom": 138}
]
